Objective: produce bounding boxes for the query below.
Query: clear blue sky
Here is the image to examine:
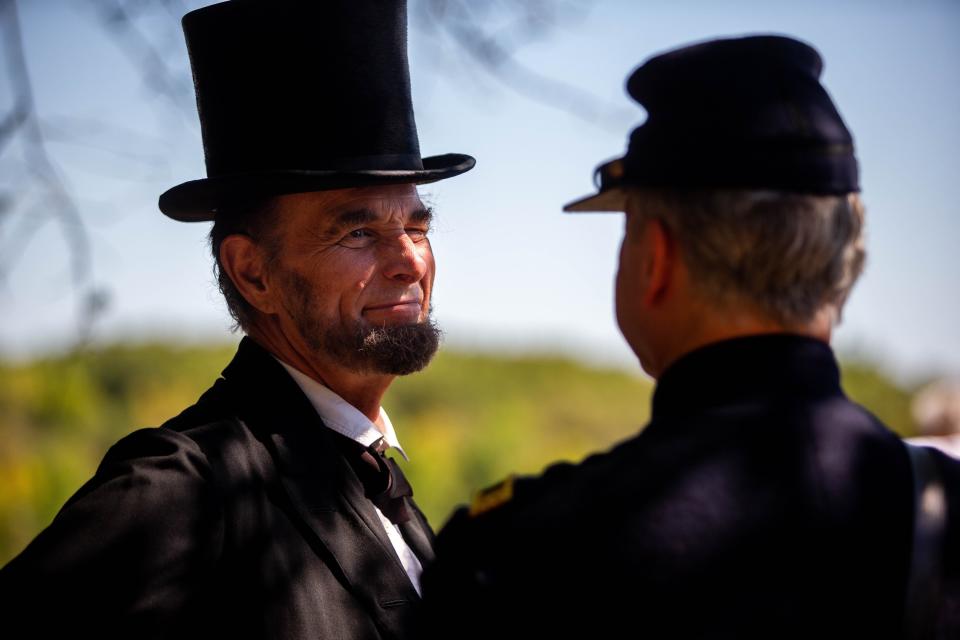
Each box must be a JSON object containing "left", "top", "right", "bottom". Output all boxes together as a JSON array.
[{"left": 2, "top": 0, "right": 958, "bottom": 382}]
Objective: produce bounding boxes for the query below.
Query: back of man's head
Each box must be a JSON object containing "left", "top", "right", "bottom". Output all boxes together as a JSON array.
[
  {"left": 564, "top": 35, "right": 863, "bottom": 373},
  {"left": 625, "top": 187, "right": 865, "bottom": 327}
]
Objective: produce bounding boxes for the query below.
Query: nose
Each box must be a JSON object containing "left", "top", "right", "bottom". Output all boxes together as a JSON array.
[{"left": 381, "top": 233, "right": 429, "bottom": 283}]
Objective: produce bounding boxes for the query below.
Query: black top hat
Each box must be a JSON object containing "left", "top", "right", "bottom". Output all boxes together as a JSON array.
[
  {"left": 565, "top": 35, "right": 859, "bottom": 212},
  {"left": 159, "top": 0, "right": 475, "bottom": 222}
]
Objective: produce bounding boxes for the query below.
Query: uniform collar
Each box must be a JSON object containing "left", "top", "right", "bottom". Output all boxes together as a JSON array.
[
  {"left": 651, "top": 333, "right": 843, "bottom": 421},
  {"left": 276, "top": 359, "right": 409, "bottom": 461}
]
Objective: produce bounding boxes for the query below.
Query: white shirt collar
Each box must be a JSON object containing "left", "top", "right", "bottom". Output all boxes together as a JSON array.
[{"left": 276, "top": 359, "right": 409, "bottom": 461}]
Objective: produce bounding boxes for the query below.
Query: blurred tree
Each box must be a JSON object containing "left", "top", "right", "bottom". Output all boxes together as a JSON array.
[
  {"left": 840, "top": 360, "right": 917, "bottom": 437},
  {"left": 0, "top": 341, "right": 920, "bottom": 565}
]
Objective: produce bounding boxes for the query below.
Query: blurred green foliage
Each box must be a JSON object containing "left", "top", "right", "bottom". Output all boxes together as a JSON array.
[{"left": 0, "top": 341, "right": 918, "bottom": 565}]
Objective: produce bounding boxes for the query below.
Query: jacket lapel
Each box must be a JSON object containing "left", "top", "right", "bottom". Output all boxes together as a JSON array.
[
  {"left": 269, "top": 427, "right": 421, "bottom": 594},
  {"left": 400, "top": 500, "right": 436, "bottom": 566},
  {"left": 223, "top": 338, "right": 421, "bottom": 637}
]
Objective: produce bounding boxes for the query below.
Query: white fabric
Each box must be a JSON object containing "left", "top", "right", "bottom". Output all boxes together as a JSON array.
[
  {"left": 277, "top": 360, "right": 423, "bottom": 594},
  {"left": 907, "top": 435, "right": 960, "bottom": 460}
]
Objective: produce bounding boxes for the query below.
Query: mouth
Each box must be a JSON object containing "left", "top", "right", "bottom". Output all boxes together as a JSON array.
[
  {"left": 362, "top": 299, "right": 424, "bottom": 322},
  {"left": 364, "top": 299, "right": 421, "bottom": 312}
]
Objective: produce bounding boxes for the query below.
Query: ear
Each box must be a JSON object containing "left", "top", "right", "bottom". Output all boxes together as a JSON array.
[
  {"left": 641, "top": 218, "right": 676, "bottom": 306},
  {"left": 219, "top": 234, "right": 280, "bottom": 315}
]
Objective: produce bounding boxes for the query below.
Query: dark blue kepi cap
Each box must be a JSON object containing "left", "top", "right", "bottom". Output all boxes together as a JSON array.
[{"left": 564, "top": 34, "right": 859, "bottom": 212}]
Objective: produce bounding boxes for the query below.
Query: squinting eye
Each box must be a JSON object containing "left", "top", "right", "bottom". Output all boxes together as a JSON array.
[
  {"left": 338, "top": 228, "right": 377, "bottom": 249},
  {"left": 406, "top": 228, "right": 429, "bottom": 242}
]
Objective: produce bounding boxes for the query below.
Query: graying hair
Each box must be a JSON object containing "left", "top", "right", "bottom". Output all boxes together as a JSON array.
[{"left": 625, "top": 188, "right": 866, "bottom": 325}]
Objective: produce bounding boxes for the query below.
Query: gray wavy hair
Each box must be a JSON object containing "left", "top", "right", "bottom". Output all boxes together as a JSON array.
[{"left": 625, "top": 188, "right": 867, "bottom": 325}]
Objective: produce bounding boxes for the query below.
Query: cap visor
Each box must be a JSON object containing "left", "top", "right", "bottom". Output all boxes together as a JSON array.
[{"left": 562, "top": 187, "right": 629, "bottom": 213}]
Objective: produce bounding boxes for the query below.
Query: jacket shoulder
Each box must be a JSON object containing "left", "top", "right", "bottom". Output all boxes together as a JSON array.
[
  {"left": 428, "top": 439, "right": 637, "bottom": 578},
  {"left": 0, "top": 421, "right": 229, "bottom": 634}
]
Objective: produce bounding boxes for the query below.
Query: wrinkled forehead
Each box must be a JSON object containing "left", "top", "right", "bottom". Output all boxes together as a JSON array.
[
  {"left": 268, "top": 184, "right": 429, "bottom": 238},
  {"left": 276, "top": 183, "right": 424, "bottom": 215},
  {"left": 321, "top": 183, "right": 423, "bottom": 208}
]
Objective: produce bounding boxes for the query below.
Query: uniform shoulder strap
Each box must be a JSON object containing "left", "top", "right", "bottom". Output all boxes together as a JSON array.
[{"left": 903, "top": 443, "right": 948, "bottom": 640}]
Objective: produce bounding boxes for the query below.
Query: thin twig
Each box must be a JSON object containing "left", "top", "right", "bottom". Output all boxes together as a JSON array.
[
  {"left": 86, "top": 0, "right": 195, "bottom": 125},
  {"left": 1, "top": 0, "right": 92, "bottom": 288},
  {"left": 417, "top": 0, "right": 633, "bottom": 132}
]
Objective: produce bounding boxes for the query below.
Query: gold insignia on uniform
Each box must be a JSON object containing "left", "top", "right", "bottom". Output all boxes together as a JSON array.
[{"left": 469, "top": 475, "right": 516, "bottom": 517}]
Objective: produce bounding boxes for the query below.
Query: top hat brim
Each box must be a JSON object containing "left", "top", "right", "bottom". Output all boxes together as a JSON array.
[{"left": 159, "top": 153, "right": 475, "bottom": 222}]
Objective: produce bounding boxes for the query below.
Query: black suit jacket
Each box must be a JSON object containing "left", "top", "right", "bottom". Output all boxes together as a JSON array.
[
  {"left": 420, "top": 335, "right": 960, "bottom": 639},
  {"left": 0, "top": 337, "right": 434, "bottom": 639}
]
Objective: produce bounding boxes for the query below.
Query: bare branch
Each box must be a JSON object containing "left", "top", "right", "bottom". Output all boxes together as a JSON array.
[
  {"left": 0, "top": 191, "right": 52, "bottom": 287},
  {"left": 85, "top": 0, "right": 196, "bottom": 125},
  {"left": 41, "top": 116, "right": 170, "bottom": 172},
  {"left": 416, "top": 0, "right": 634, "bottom": 132},
  {"left": 0, "top": 96, "right": 29, "bottom": 156},
  {"left": 0, "top": 0, "right": 92, "bottom": 288}
]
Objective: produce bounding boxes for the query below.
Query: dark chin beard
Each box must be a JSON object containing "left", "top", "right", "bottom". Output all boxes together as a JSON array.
[
  {"left": 281, "top": 270, "right": 441, "bottom": 375},
  {"left": 353, "top": 318, "right": 442, "bottom": 375},
  {"left": 300, "top": 315, "right": 442, "bottom": 376}
]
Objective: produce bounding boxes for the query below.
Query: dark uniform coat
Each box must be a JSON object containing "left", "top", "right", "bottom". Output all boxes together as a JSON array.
[
  {"left": 420, "top": 335, "right": 960, "bottom": 639},
  {"left": 0, "top": 337, "right": 434, "bottom": 640}
]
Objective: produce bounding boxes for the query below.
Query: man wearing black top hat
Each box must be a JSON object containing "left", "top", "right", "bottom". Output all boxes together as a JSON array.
[
  {"left": 0, "top": 1, "right": 473, "bottom": 639},
  {"left": 419, "top": 35, "right": 959, "bottom": 639}
]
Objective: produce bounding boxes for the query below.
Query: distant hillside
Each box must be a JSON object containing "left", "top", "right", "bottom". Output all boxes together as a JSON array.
[{"left": 0, "top": 341, "right": 916, "bottom": 565}]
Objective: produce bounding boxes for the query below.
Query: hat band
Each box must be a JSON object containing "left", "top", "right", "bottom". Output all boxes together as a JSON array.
[
  {"left": 597, "top": 143, "right": 858, "bottom": 195},
  {"left": 326, "top": 153, "right": 425, "bottom": 171},
  {"left": 205, "top": 153, "right": 426, "bottom": 178}
]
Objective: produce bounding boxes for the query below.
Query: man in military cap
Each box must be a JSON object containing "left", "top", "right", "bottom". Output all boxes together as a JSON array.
[
  {"left": 0, "top": 1, "right": 473, "bottom": 638},
  {"left": 420, "top": 35, "right": 958, "bottom": 639}
]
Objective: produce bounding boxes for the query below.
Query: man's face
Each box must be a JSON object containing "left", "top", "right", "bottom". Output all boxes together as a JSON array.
[
  {"left": 265, "top": 183, "right": 439, "bottom": 375},
  {"left": 615, "top": 211, "right": 645, "bottom": 355},
  {"left": 615, "top": 207, "right": 659, "bottom": 374}
]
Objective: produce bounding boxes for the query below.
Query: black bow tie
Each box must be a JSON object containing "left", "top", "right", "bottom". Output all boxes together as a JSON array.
[
  {"left": 338, "top": 435, "right": 413, "bottom": 525},
  {"left": 328, "top": 431, "right": 436, "bottom": 563}
]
